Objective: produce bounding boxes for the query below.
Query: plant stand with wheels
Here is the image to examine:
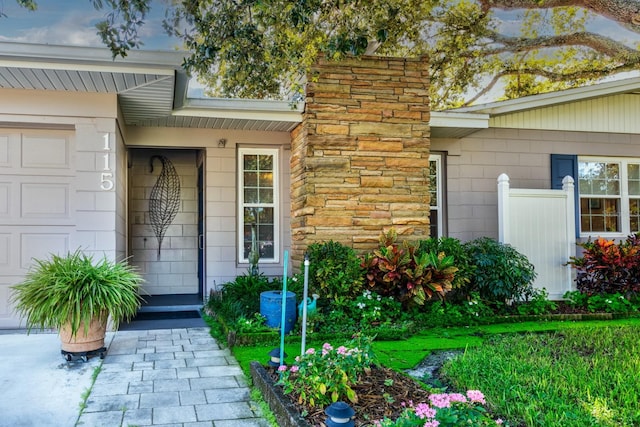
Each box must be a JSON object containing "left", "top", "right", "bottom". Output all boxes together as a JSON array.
[{"left": 61, "top": 347, "right": 107, "bottom": 364}]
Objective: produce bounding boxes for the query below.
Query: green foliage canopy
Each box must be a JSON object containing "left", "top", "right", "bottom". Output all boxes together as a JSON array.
[{"left": 7, "top": 0, "right": 640, "bottom": 108}]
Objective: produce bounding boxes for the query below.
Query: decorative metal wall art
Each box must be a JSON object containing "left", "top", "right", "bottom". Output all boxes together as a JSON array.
[{"left": 149, "top": 155, "right": 181, "bottom": 260}]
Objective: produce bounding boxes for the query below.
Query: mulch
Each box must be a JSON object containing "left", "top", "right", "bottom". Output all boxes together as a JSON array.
[{"left": 272, "top": 365, "right": 433, "bottom": 427}]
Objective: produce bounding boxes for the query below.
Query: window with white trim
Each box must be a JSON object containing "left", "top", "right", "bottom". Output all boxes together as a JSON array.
[
  {"left": 429, "top": 154, "right": 444, "bottom": 237},
  {"left": 238, "top": 148, "right": 279, "bottom": 263},
  {"left": 578, "top": 157, "right": 640, "bottom": 236}
]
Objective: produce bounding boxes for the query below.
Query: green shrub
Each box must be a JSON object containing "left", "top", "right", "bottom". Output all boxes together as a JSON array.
[
  {"left": 362, "top": 229, "right": 457, "bottom": 308},
  {"left": 421, "top": 292, "right": 495, "bottom": 327},
  {"left": 567, "top": 235, "right": 640, "bottom": 296},
  {"left": 208, "top": 273, "right": 282, "bottom": 322},
  {"left": 419, "top": 236, "right": 474, "bottom": 292},
  {"left": 345, "top": 290, "right": 403, "bottom": 328},
  {"left": 463, "top": 237, "right": 537, "bottom": 304},
  {"left": 516, "top": 288, "right": 558, "bottom": 316},
  {"left": 306, "top": 240, "right": 365, "bottom": 305},
  {"left": 563, "top": 290, "right": 640, "bottom": 313},
  {"left": 277, "top": 335, "right": 376, "bottom": 407}
]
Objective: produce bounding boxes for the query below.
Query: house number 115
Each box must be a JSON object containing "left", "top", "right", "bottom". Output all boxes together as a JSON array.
[{"left": 100, "top": 133, "right": 114, "bottom": 191}]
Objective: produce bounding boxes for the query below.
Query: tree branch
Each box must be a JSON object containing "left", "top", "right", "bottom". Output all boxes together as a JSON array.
[
  {"left": 462, "top": 74, "right": 506, "bottom": 106},
  {"left": 478, "top": 0, "right": 640, "bottom": 26},
  {"left": 485, "top": 31, "right": 640, "bottom": 59},
  {"left": 501, "top": 62, "right": 640, "bottom": 81}
]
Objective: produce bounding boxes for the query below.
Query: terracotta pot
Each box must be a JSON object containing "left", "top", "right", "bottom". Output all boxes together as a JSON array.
[{"left": 59, "top": 317, "right": 107, "bottom": 353}]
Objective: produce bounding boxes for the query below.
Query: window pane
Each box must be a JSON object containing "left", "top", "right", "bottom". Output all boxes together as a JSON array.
[
  {"left": 259, "top": 189, "right": 273, "bottom": 203},
  {"left": 244, "top": 155, "right": 258, "bottom": 171},
  {"left": 244, "top": 188, "right": 258, "bottom": 203},
  {"left": 580, "top": 197, "right": 620, "bottom": 232},
  {"left": 430, "top": 209, "right": 438, "bottom": 237},
  {"left": 244, "top": 171, "right": 257, "bottom": 186},
  {"left": 259, "top": 172, "right": 273, "bottom": 187},
  {"left": 628, "top": 164, "right": 640, "bottom": 196},
  {"left": 258, "top": 155, "right": 273, "bottom": 170},
  {"left": 579, "top": 162, "right": 620, "bottom": 195},
  {"left": 631, "top": 199, "right": 640, "bottom": 232},
  {"left": 257, "top": 207, "right": 274, "bottom": 223}
]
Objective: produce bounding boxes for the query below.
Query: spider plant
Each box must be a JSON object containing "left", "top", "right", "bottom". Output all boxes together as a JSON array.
[{"left": 11, "top": 250, "right": 144, "bottom": 337}]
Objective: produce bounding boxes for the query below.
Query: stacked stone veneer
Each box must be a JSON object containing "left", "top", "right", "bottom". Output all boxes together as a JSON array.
[{"left": 290, "top": 55, "right": 431, "bottom": 265}]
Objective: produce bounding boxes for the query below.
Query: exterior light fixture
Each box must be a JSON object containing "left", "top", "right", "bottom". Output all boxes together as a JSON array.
[
  {"left": 218, "top": 138, "right": 227, "bottom": 148},
  {"left": 325, "top": 401, "right": 355, "bottom": 427},
  {"left": 267, "top": 348, "right": 287, "bottom": 367}
]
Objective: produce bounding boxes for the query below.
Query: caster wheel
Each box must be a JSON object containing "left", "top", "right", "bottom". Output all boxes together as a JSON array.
[
  {"left": 65, "top": 353, "right": 73, "bottom": 362},
  {"left": 99, "top": 351, "right": 106, "bottom": 359}
]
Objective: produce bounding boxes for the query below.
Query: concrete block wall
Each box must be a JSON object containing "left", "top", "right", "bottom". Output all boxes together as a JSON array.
[{"left": 291, "top": 55, "right": 431, "bottom": 265}]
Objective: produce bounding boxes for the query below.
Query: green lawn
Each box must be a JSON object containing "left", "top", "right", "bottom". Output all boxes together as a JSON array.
[
  {"left": 230, "top": 317, "right": 640, "bottom": 374},
  {"left": 442, "top": 325, "right": 640, "bottom": 426},
  {"left": 228, "top": 317, "right": 640, "bottom": 427}
]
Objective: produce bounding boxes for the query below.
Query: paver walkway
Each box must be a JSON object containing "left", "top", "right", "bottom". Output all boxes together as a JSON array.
[{"left": 77, "top": 327, "right": 270, "bottom": 427}]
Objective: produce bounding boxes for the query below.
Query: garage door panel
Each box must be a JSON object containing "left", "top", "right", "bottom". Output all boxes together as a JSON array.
[
  {"left": 0, "top": 131, "right": 73, "bottom": 176},
  {"left": 0, "top": 129, "right": 76, "bottom": 328},
  {"left": 20, "top": 232, "right": 70, "bottom": 270},
  {"left": 0, "top": 182, "right": 8, "bottom": 217},
  {"left": 21, "top": 135, "right": 70, "bottom": 170},
  {"left": 0, "top": 135, "right": 8, "bottom": 166},
  {"left": 21, "top": 182, "right": 70, "bottom": 219}
]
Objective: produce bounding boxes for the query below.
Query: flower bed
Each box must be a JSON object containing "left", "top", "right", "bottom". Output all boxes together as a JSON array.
[{"left": 250, "top": 338, "right": 505, "bottom": 427}]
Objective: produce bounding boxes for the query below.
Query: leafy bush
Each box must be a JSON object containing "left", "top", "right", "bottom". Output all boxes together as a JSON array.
[
  {"left": 362, "top": 230, "right": 457, "bottom": 308},
  {"left": 421, "top": 292, "right": 496, "bottom": 327},
  {"left": 463, "top": 237, "right": 537, "bottom": 303},
  {"left": 277, "top": 335, "right": 376, "bottom": 407},
  {"left": 346, "top": 290, "right": 403, "bottom": 328},
  {"left": 563, "top": 290, "right": 640, "bottom": 313},
  {"left": 419, "top": 236, "right": 475, "bottom": 292},
  {"left": 568, "top": 235, "right": 640, "bottom": 295},
  {"left": 516, "top": 288, "right": 558, "bottom": 316},
  {"left": 208, "top": 273, "right": 281, "bottom": 322},
  {"left": 306, "top": 240, "right": 365, "bottom": 305}
]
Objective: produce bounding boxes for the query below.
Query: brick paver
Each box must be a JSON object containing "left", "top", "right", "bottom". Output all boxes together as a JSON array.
[{"left": 77, "top": 328, "right": 270, "bottom": 427}]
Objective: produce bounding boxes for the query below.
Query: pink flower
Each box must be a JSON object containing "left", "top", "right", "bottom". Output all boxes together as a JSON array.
[
  {"left": 428, "top": 394, "right": 451, "bottom": 409},
  {"left": 277, "top": 365, "right": 287, "bottom": 372},
  {"left": 414, "top": 403, "right": 436, "bottom": 419},
  {"left": 337, "top": 346, "right": 348, "bottom": 355},
  {"left": 322, "top": 343, "right": 333, "bottom": 355},
  {"left": 289, "top": 365, "right": 299, "bottom": 373},
  {"left": 448, "top": 393, "right": 467, "bottom": 404},
  {"left": 466, "top": 390, "right": 486, "bottom": 404},
  {"left": 495, "top": 419, "right": 504, "bottom": 425},
  {"left": 305, "top": 348, "right": 315, "bottom": 355},
  {"left": 423, "top": 421, "right": 440, "bottom": 427}
]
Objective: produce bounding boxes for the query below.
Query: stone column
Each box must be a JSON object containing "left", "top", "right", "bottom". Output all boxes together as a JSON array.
[{"left": 290, "top": 55, "right": 431, "bottom": 267}]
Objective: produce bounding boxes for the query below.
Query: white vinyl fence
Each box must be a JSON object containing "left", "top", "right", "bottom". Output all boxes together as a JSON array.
[{"left": 497, "top": 173, "right": 576, "bottom": 300}]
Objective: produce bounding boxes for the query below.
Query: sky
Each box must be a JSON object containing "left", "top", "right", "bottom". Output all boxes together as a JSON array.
[{"left": 0, "top": 0, "right": 180, "bottom": 50}]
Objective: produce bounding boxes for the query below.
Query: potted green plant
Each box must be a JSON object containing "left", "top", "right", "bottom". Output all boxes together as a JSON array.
[{"left": 11, "top": 250, "right": 144, "bottom": 356}]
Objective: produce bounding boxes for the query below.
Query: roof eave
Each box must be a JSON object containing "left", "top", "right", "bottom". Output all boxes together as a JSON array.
[
  {"left": 455, "top": 76, "right": 640, "bottom": 116},
  {"left": 430, "top": 111, "right": 489, "bottom": 138}
]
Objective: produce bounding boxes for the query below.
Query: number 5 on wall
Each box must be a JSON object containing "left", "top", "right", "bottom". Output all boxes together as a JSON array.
[{"left": 101, "top": 172, "right": 114, "bottom": 191}]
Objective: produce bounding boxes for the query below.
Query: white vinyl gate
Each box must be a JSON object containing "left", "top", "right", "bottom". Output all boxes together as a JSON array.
[{"left": 497, "top": 174, "right": 576, "bottom": 300}]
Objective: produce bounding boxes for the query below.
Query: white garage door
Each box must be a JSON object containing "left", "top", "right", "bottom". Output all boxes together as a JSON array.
[{"left": 0, "top": 130, "right": 75, "bottom": 328}]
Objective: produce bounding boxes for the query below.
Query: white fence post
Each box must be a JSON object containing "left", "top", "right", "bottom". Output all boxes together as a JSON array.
[
  {"left": 562, "top": 175, "right": 576, "bottom": 292},
  {"left": 497, "top": 173, "right": 510, "bottom": 243}
]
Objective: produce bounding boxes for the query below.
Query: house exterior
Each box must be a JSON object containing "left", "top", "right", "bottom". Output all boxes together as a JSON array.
[{"left": 2, "top": 40, "right": 640, "bottom": 328}]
